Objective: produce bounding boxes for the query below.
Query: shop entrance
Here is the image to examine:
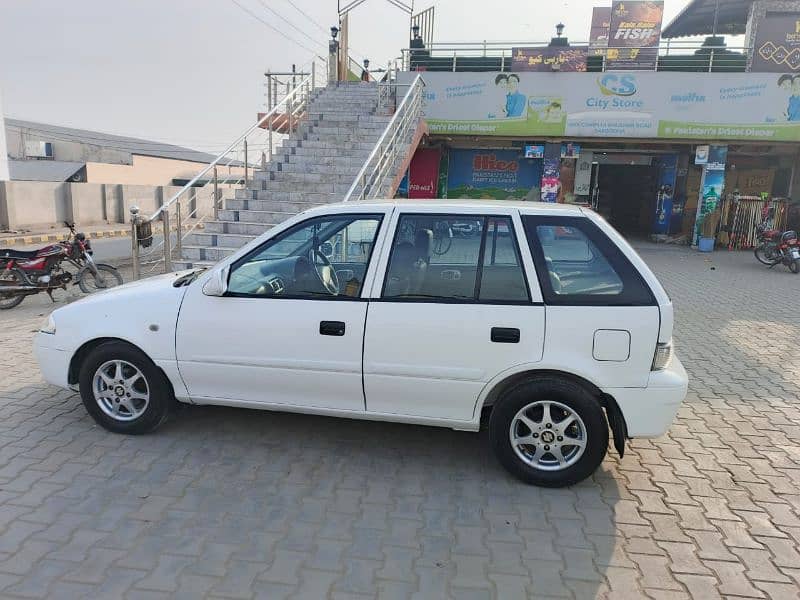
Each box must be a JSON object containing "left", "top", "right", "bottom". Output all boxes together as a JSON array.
[{"left": 595, "top": 164, "right": 659, "bottom": 237}]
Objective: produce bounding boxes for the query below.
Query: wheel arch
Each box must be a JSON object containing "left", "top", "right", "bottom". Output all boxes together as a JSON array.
[
  {"left": 68, "top": 338, "right": 175, "bottom": 399},
  {"left": 477, "top": 368, "right": 628, "bottom": 456}
]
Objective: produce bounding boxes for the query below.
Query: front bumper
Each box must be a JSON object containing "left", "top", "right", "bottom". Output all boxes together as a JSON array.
[
  {"left": 605, "top": 355, "right": 688, "bottom": 438},
  {"left": 34, "top": 334, "right": 71, "bottom": 390}
]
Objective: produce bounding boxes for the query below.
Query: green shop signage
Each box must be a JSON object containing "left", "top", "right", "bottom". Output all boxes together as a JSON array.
[{"left": 403, "top": 71, "right": 800, "bottom": 142}]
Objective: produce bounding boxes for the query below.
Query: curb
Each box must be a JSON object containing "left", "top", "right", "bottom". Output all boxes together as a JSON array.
[
  {"left": 0, "top": 224, "right": 201, "bottom": 248},
  {"left": 0, "top": 229, "right": 130, "bottom": 248}
]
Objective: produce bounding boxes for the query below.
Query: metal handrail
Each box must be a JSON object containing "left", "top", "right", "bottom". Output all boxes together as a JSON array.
[
  {"left": 131, "top": 69, "right": 319, "bottom": 278},
  {"left": 400, "top": 39, "right": 750, "bottom": 73},
  {"left": 148, "top": 72, "right": 313, "bottom": 224},
  {"left": 342, "top": 74, "right": 425, "bottom": 202}
]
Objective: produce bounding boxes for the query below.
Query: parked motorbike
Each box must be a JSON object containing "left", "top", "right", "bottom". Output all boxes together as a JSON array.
[
  {"left": 0, "top": 222, "right": 123, "bottom": 309},
  {"left": 754, "top": 225, "right": 800, "bottom": 274}
]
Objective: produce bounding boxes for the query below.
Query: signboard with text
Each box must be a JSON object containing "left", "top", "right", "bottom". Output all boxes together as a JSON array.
[
  {"left": 404, "top": 71, "right": 800, "bottom": 141},
  {"left": 589, "top": 7, "right": 612, "bottom": 56},
  {"left": 447, "top": 149, "right": 540, "bottom": 200},
  {"left": 752, "top": 12, "right": 800, "bottom": 72},
  {"left": 607, "top": 0, "right": 664, "bottom": 70},
  {"left": 512, "top": 47, "right": 588, "bottom": 72}
]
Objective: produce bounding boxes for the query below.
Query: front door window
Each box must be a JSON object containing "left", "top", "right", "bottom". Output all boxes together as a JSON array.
[{"left": 227, "top": 214, "right": 383, "bottom": 299}]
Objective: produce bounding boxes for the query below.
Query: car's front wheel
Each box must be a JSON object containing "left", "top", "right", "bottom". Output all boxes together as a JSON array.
[
  {"left": 78, "top": 341, "right": 173, "bottom": 434},
  {"left": 489, "top": 377, "right": 608, "bottom": 487}
]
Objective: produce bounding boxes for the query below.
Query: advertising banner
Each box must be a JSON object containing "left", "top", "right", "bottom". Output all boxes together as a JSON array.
[
  {"left": 752, "top": 13, "right": 800, "bottom": 72},
  {"left": 653, "top": 155, "right": 677, "bottom": 234},
  {"left": 574, "top": 151, "right": 594, "bottom": 196},
  {"left": 404, "top": 71, "right": 800, "bottom": 141},
  {"left": 407, "top": 148, "right": 441, "bottom": 198},
  {"left": 607, "top": 1, "right": 664, "bottom": 70},
  {"left": 541, "top": 158, "right": 560, "bottom": 202},
  {"left": 694, "top": 145, "right": 727, "bottom": 244},
  {"left": 447, "top": 149, "right": 540, "bottom": 200},
  {"left": 512, "top": 47, "right": 588, "bottom": 72},
  {"left": 589, "top": 7, "right": 612, "bottom": 56}
]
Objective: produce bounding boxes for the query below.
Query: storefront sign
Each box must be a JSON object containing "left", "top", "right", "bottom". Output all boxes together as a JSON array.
[
  {"left": 402, "top": 71, "right": 800, "bottom": 141},
  {"left": 607, "top": 0, "right": 664, "bottom": 70},
  {"left": 752, "top": 13, "right": 800, "bottom": 72},
  {"left": 407, "top": 148, "right": 441, "bottom": 198},
  {"left": 447, "top": 149, "right": 540, "bottom": 200},
  {"left": 512, "top": 47, "right": 588, "bottom": 72},
  {"left": 589, "top": 7, "right": 612, "bottom": 56},
  {"left": 561, "top": 143, "right": 581, "bottom": 158},
  {"left": 731, "top": 168, "right": 775, "bottom": 197}
]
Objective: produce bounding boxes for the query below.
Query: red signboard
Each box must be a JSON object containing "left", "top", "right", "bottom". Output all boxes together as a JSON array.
[{"left": 408, "top": 148, "right": 441, "bottom": 198}]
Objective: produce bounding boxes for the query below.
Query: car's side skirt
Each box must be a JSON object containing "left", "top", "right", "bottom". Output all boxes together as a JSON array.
[{"left": 181, "top": 396, "right": 481, "bottom": 432}]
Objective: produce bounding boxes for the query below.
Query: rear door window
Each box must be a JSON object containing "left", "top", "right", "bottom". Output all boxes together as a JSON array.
[{"left": 523, "top": 216, "right": 654, "bottom": 306}]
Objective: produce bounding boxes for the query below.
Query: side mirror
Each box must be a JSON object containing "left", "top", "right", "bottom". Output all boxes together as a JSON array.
[{"left": 202, "top": 265, "right": 229, "bottom": 297}]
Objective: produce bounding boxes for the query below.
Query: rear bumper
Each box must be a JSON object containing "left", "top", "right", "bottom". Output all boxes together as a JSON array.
[
  {"left": 605, "top": 356, "right": 688, "bottom": 438},
  {"left": 34, "top": 335, "right": 71, "bottom": 389}
]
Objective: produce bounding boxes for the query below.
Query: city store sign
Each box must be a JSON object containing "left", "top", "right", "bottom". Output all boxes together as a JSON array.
[{"left": 400, "top": 71, "right": 800, "bottom": 141}]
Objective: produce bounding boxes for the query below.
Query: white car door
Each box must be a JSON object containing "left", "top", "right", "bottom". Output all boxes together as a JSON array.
[
  {"left": 363, "top": 210, "right": 546, "bottom": 422},
  {"left": 176, "top": 211, "right": 388, "bottom": 411}
]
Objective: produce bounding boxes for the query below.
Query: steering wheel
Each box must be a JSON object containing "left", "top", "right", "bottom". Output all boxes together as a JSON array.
[{"left": 312, "top": 249, "right": 340, "bottom": 295}]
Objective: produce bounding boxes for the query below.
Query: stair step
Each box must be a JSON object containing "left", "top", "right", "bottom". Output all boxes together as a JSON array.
[
  {"left": 189, "top": 232, "right": 256, "bottom": 248},
  {"left": 182, "top": 245, "right": 239, "bottom": 262},
  {"left": 204, "top": 220, "right": 277, "bottom": 235}
]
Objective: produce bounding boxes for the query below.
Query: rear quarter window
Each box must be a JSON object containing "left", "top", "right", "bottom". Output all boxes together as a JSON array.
[{"left": 522, "top": 215, "right": 655, "bottom": 306}]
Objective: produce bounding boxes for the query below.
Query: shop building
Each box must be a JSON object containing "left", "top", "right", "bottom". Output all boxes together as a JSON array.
[{"left": 395, "top": 0, "right": 800, "bottom": 244}]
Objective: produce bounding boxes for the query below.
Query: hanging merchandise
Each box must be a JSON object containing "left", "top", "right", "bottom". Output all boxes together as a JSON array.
[{"left": 719, "top": 195, "right": 788, "bottom": 250}]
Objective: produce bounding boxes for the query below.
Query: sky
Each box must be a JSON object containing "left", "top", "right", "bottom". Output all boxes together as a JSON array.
[{"left": 1, "top": 0, "right": 697, "bottom": 154}]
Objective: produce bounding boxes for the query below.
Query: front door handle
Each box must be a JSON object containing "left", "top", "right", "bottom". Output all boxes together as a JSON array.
[
  {"left": 491, "top": 327, "right": 520, "bottom": 343},
  {"left": 320, "top": 321, "right": 346, "bottom": 336}
]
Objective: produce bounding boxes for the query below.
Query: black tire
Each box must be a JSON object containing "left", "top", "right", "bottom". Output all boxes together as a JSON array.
[
  {"left": 754, "top": 244, "right": 775, "bottom": 265},
  {"left": 791, "top": 259, "right": 800, "bottom": 274},
  {"left": 0, "top": 269, "right": 25, "bottom": 310},
  {"left": 489, "top": 377, "right": 608, "bottom": 487},
  {"left": 78, "top": 264, "right": 123, "bottom": 294},
  {"left": 78, "top": 341, "right": 173, "bottom": 434}
]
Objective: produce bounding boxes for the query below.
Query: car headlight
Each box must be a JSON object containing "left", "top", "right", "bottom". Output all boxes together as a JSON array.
[{"left": 40, "top": 315, "right": 56, "bottom": 335}]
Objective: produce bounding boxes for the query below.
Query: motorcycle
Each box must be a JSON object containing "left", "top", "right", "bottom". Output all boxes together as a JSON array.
[
  {"left": 754, "top": 225, "right": 800, "bottom": 274},
  {"left": 0, "top": 222, "right": 123, "bottom": 309}
]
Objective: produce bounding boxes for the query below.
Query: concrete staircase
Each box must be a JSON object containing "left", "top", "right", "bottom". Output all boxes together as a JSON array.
[{"left": 180, "top": 81, "right": 411, "bottom": 267}]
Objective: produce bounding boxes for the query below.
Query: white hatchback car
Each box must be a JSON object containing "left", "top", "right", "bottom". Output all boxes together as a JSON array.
[{"left": 35, "top": 200, "right": 687, "bottom": 487}]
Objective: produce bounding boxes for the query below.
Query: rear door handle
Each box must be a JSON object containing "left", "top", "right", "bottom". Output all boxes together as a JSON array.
[
  {"left": 491, "top": 327, "right": 520, "bottom": 343},
  {"left": 320, "top": 321, "right": 346, "bottom": 336}
]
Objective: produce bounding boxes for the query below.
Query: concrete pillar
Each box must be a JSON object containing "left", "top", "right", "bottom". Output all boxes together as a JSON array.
[{"left": 0, "top": 89, "right": 9, "bottom": 182}]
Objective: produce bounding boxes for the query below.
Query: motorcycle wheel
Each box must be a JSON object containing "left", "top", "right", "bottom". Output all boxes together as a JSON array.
[
  {"left": 78, "top": 264, "right": 123, "bottom": 294},
  {"left": 754, "top": 244, "right": 775, "bottom": 265},
  {"left": 791, "top": 260, "right": 800, "bottom": 275},
  {"left": 0, "top": 269, "right": 25, "bottom": 310}
]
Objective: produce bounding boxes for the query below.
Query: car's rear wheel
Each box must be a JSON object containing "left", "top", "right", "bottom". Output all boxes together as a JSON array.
[
  {"left": 78, "top": 341, "right": 173, "bottom": 434},
  {"left": 489, "top": 377, "right": 608, "bottom": 487}
]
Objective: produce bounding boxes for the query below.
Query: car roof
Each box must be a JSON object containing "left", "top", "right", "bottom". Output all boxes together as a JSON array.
[{"left": 312, "top": 199, "right": 587, "bottom": 215}]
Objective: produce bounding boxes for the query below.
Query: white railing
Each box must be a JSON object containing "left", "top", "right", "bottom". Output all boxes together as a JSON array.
[
  {"left": 130, "top": 68, "right": 320, "bottom": 278},
  {"left": 401, "top": 39, "right": 749, "bottom": 73},
  {"left": 343, "top": 74, "right": 425, "bottom": 202}
]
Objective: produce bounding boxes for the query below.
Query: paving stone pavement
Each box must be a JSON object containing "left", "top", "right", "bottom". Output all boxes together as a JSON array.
[{"left": 0, "top": 246, "right": 799, "bottom": 599}]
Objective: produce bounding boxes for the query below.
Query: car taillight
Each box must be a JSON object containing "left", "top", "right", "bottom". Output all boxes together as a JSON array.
[{"left": 652, "top": 342, "right": 673, "bottom": 371}]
